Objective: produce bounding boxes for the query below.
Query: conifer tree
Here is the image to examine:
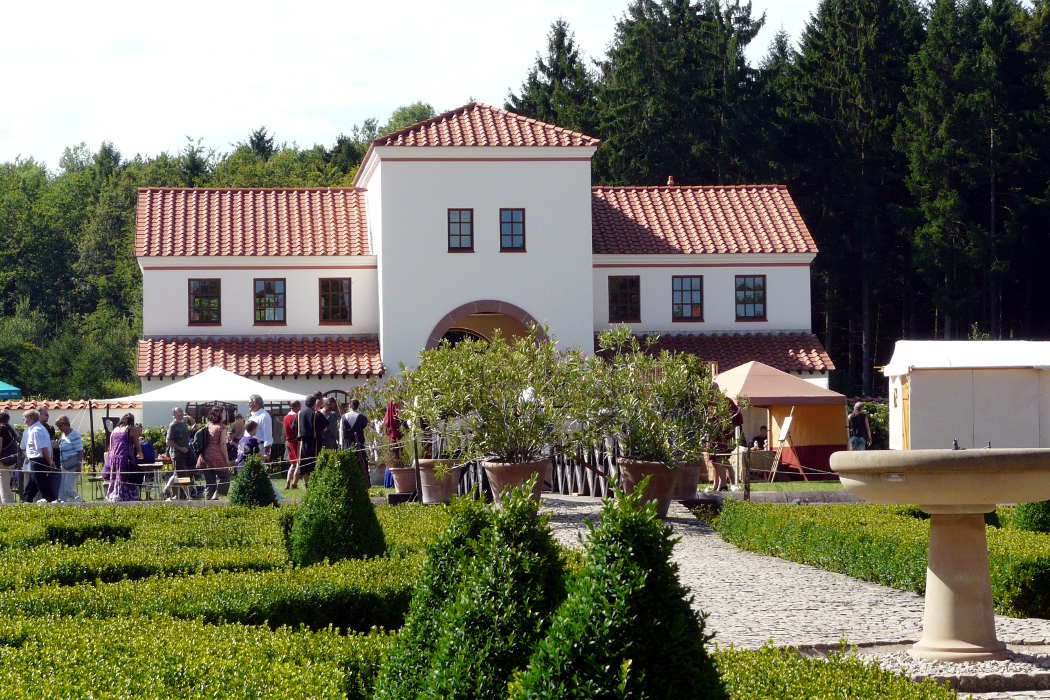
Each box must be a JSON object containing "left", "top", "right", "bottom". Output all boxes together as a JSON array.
[
  {"left": 229, "top": 454, "right": 279, "bottom": 507},
  {"left": 506, "top": 19, "right": 598, "bottom": 136},
  {"left": 512, "top": 482, "right": 725, "bottom": 699},
  {"left": 289, "top": 449, "right": 385, "bottom": 565}
]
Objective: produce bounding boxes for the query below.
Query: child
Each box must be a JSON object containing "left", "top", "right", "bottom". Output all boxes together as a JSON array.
[{"left": 235, "top": 420, "right": 261, "bottom": 470}]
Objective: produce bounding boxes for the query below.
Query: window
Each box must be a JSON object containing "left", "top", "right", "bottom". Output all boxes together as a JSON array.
[
  {"left": 672, "top": 276, "right": 703, "bottom": 321},
  {"left": 448, "top": 209, "right": 474, "bottom": 251},
  {"left": 735, "top": 275, "right": 767, "bottom": 321},
  {"left": 319, "top": 278, "right": 352, "bottom": 324},
  {"left": 188, "top": 279, "right": 221, "bottom": 325},
  {"left": 499, "top": 208, "right": 525, "bottom": 251},
  {"left": 608, "top": 276, "right": 640, "bottom": 323},
  {"left": 254, "top": 279, "right": 286, "bottom": 324}
]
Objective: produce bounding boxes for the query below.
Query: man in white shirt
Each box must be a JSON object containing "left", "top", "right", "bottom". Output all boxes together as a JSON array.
[
  {"left": 247, "top": 395, "right": 272, "bottom": 461},
  {"left": 20, "top": 410, "right": 57, "bottom": 502}
]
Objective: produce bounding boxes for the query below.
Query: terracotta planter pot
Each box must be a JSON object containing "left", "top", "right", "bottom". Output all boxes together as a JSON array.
[
  {"left": 418, "top": 459, "right": 465, "bottom": 505},
  {"left": 388, "top": 467, "right": 416, "bottom": 494},
  {"left": 618, "top": 459, "right": 676, "bottom": 518},
  {"left": 672, "top": 462, "right": 703, "bottom": 501},
  {"left": 482, "top": 460, "right": 547, "bottom": 505}
]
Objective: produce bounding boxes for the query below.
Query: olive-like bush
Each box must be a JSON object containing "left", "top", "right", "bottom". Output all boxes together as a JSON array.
[
  {"left": 513, "top": 480, "right": 725, "bottom": 699},
  {"left": 229, "top": 454, "right": 279, "bottom": 507},
  {"left": 1012, "top": 500, "right": 1050, "bottom": 533},
  {"left": 373, "top": 497, "right": 494, "bottom": 700},
  {"left": 423, "top": 479, "right": 565, "bottom": 699},
  {"left": 289, "top": 449, "right": 386, "bottom": 565}
]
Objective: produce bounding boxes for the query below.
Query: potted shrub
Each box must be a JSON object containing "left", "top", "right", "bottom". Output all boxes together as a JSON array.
[
  {"left": 578, "top": 327, "right": 731, "bottom": 516},
  {"left": 400, "top": 328, "right": 576, "bottom": 505}
]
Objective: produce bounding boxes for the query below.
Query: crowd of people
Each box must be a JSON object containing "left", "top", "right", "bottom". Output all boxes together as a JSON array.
[
  {"left": 0, "top": 391, "right": 374, "bottom": 504},
  {"left": 0, "top": 407, "right": 86, "bottom": 504}
]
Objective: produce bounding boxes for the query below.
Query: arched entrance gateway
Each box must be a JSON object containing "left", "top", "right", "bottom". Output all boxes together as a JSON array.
[{"left": 426, "top": 300, "right": 545, "bottom": 350}]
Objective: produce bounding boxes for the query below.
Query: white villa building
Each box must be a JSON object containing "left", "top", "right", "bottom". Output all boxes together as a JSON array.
[{"left": 135, "top": 103, "right": 833, "bottom": 396}]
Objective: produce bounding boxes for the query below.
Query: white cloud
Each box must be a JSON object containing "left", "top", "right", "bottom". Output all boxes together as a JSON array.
[{"left": 0, "top": 0, "right": 815, "bottom": 169}]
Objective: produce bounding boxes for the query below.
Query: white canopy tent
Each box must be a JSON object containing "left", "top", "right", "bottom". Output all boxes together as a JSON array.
[
  {"left": 883, "top": 341, "right": 1050, "bottom": 449},
  {"left": 100, "top": 367, "right": 304, "bottom": 427}
]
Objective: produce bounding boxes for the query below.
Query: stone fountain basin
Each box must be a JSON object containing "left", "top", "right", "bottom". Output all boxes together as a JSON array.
[{"left": 829, "top": 449, "right": 1050, "bottom": 508}]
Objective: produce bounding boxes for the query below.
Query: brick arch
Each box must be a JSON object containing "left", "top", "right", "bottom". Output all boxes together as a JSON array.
[{"left": 425, "top": 300, "right": 545, "bottom": 350}]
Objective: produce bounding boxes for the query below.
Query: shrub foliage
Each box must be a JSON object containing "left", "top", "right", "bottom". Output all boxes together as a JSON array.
[
  {"left": 423, "top": 480, "right": 565, "bottom": 699},
  {"left": 289, "top": 449, "right": 386, "bottom": 566},
  {"left": 229, "top": 454, "right": 279, "bottom": 507},
  {"left": 1012, "top": 500, "right": 1050, "bottom": 533},
  {"left": 513, "top": 480, "right": 725, "bottom": 699},
  {"left": 715, "top": 500, "right": 1050, "bottom": 618},
  {"left": 374, "top": 497, "right": 494, "bottom": 700}
]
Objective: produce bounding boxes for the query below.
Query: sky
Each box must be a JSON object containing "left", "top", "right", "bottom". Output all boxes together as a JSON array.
[{"left": 1, "top": 0, "right": 818, "bottom": 170}]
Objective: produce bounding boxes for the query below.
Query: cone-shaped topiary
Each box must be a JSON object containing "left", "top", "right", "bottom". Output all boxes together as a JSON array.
[
  {"left": 228, "top": 454, "right": 279, "bottom": 507},
  {"left": 511, "top": 477, "right": 727, "bottom": 699},
  {"left": 373, "top": 496, "right": 494, "bottom": 700},
  {"left": 421, "top": 478, "right": 566, "bottom": 699},
  {"left": 1013, "top": 501, "right": 1050, "bottom": 533},
  {"left": 289, "top": 449, "right": 386, "bottom": 566}
]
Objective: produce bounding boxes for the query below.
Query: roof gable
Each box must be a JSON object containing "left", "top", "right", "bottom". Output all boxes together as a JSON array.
[
  {"left": 136, "top": 188, "right": 370, "bottom": 257},
  {"left": 374, "top": 102, "right": 600, "bottom": 148},
  {"left": 591, "top": 185, "right": 818, "bottom": 255}
]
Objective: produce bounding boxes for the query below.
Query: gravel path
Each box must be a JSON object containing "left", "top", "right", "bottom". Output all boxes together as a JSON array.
[{"left": 540, "top": 494, "right": 1050, "bottom": 651}]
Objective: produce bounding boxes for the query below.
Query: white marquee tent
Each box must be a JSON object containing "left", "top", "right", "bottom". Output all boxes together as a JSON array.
[
  {"left": 883, "top": 341, "right": 1050, "bottom": 450},
  {"left": 101, "top": 367, "right": 304, "bottom": 426}
]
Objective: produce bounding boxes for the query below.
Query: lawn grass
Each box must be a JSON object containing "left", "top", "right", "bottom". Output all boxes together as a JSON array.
[{"left": 745, "top": 481, "right": 844, "bottom": 492}]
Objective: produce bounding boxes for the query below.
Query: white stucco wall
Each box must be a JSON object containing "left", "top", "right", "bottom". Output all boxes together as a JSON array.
[
  {"left": 904, "top": 369, "right": 1043, "bottom": 449},
  {"left": 369, "top": 147, "right": 597, "bottom": 371},
  {"left": 140, "top": 256, "right": 378, "bottom": 337},
  {"left": 591, "top": 254, "right": 814, "bottom": 332}
]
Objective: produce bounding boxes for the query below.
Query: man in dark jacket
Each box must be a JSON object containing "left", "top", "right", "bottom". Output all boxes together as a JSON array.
[
  {"left": 290, "top": 395, "right": 326, "bottom": 487},
  {"left": 339, "top": 399, "right": 369, "bottom": 484}
]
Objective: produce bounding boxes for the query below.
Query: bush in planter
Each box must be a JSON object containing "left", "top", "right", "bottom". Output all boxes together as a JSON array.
[
  {"left": 578, "top": 327, "right": 732, "bottom": 512},
  {"left": 229, "top": 454, "right": 279, "bottom": 507},
  {"left": 422, "top": 479, "right": 566, "bottom": 699},
  {"left": 373, "top": 497, "right": 494, "bottom": 700},
  {"left": 396, "top": 327, "right": 581, "bottom": 500},
  {"left": 289, "top": 449, "right": 386, "bottom": 566},
  {"left": 511, "top": 480, "right": 725, "bottom": 699}
]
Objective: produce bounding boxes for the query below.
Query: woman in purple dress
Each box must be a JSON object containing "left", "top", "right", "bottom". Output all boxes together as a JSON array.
[{"left": 104, "top": 413, "right": 140, "bottom": 502}]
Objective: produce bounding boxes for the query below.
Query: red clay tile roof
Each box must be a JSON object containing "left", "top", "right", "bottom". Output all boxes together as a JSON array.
[
  {"left": 137, "top": 336, "right": 383, "bottom": 378},
  {"left": 599, "top": 332, "right": 834, "bottom": 373},
  {"left": 0, "top": 400, "right": 142, "bottom": 411},
  {"left": 375, "top": 102, "right": 600, "bottom": 148},
  {"left": 591, "top": 185, "right": 818, "bottom": 255},
  {"left": 136, "top": 188, "right": 370, "bottom": 257}
]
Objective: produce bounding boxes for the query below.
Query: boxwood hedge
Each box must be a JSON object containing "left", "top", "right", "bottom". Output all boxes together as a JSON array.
[
  {"left": 715, "top": 646, "right": 955, "bottom": 699},
  {"left": 0, "top": 615, "right": 390, "bottom": 699},
  {"left": 715, "top": 500, "right": 1050, "bottom": 617},
  {"left": 0, "top": 555, "right": 423, "bottom": 631}
]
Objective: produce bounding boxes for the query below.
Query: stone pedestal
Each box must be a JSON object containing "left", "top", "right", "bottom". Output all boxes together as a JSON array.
[{"left": 911, "top": 506, "right": 1008, "bottom": 662}]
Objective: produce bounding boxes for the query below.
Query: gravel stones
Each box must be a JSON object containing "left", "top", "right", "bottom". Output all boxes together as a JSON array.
[{"left": 540, "top": 493, "right": 1050, "bottom": 695}]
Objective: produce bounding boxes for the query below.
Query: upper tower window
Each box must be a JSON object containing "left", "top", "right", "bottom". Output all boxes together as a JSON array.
[
  {"left": 448, "top": 209, "right": 474, "bottom": 252},
  {"left": 500, "top": 208, "right": 525, "bottom": 251}
]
